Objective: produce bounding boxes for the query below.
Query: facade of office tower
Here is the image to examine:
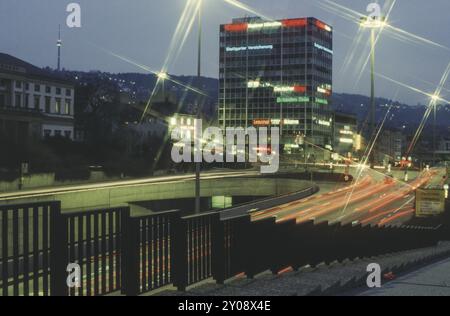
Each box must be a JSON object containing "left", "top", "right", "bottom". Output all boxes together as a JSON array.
[{"left": 219, "top": 17, "right": 333, "bottom": 151}]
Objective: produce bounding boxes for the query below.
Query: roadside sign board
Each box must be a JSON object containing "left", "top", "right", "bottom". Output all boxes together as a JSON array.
[
  {"left": 415, "top": 189, "right": 445, "bottom": 217},
  {"left": 21, "top": 162, "right": 29, "bottom": 175}
]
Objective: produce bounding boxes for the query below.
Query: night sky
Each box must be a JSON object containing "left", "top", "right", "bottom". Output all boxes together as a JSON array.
[{"left": 1, "top": 0, "right": 450, "bottom": 104}]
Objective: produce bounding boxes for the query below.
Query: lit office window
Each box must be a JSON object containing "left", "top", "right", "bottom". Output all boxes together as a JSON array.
[
  {"left": 55, "top": 98, "right": 61, "bottom": 113},
  {"left": 65, "top": 100, "right": 71, "bottom": 115}
]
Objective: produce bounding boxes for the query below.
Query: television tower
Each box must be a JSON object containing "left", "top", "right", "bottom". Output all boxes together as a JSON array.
[{"left": 57, "top": 24, "right": 62, "bottom": 71}]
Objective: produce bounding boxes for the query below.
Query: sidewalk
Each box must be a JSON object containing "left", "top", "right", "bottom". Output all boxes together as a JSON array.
[{"left": 360, "top": 257, "right": 450, "bottom": 296}]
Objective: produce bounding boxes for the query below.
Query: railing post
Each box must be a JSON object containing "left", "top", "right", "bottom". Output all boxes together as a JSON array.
[
  {"left": 121, "top": 207, "right": 140, "bottom": 296},
  {"left": 172, "top": 215, "right": 188, "bottom": 291},
  {"left": 211, "top": 213, "right": 225, "bottom": 285},
  {"left": 270, "top": 219, "right": 295, "bottom": 274},
  {"left": 50, "top": 201, "right": 68, "bottom": 296}
]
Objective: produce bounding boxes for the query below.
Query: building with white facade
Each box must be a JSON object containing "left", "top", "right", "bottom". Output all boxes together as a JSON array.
[{"left": 0, "top": 53, "right": 75, "bottom": 142}]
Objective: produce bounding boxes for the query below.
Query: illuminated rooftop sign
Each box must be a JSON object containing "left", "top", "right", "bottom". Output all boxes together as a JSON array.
[
  {"left": 248, "top": 21, "right": 282, "bottom": 30},
  {"left": 315, "top": 20, "right": 332, "bottom": 32},
  {"left": 226, "top": 45, "right": 273, "bottom": 52},
  {"left": 224, "top": 23, "right": 248, "bottom": 32},
  {"left": 314, "top": 43, "right": 333, "bottom": 55},
  {"left": 224, "top": 19, "right": 331, "bottom": 33},
  {"left": 282, "top": 18, "right": 307, "bottom": 28}
]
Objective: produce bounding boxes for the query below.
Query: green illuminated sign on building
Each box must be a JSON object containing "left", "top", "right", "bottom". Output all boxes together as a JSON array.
[
  {"left": 315, "top": 97, "right": 328, "bottom": 105},
  {"left": 277, "top": 96, "right": 310, "bottom": 104}
]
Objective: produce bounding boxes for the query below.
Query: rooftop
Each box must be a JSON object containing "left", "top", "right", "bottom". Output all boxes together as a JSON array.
[{"left": 0, "top": 53, "right": 73, "bottom": 86}]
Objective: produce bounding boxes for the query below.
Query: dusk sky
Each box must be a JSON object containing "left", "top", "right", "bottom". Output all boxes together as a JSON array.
[{"left": 1, "top": 0, "right": 450, "bottom": 105}]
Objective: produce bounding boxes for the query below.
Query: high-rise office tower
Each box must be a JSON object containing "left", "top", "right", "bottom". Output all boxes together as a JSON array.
[{"left": 219, "top": 17, "right": 333, "bottom": 151}]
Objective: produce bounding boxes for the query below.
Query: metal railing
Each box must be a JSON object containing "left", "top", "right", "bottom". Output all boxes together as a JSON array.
[{"left": 0, "top": 200, "right": 448, "bottom": 296}]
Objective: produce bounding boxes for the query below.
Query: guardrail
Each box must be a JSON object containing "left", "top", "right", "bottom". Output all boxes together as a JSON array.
[
  {"left": 65, "top": 207, "right": 125, "bottom": 296},
  {"left": 0, "top": 200, "right": 448, "bottom": 296},
  {"left": 220, "top": 185, "right": 319, "bottom": 220},
  {"left": 0, "top": 201, "right": 62, "bottom": 296}
]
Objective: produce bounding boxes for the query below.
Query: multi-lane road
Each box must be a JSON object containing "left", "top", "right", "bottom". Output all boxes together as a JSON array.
[
  {"left": 252, "top": 168, "right": 445, "bottom": 227},
  {"left": 0, "top": 166, "right": 445, "bottom": 227}
]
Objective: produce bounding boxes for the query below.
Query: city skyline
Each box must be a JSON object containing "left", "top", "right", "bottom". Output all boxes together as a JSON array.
[{"left": 1, "top": 0, "right": 450, "bottom": 105}]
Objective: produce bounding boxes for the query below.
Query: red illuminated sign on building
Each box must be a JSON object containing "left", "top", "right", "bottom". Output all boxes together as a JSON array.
[
  {"left": 282, "top": 18, "right": 307, "bottom": 28},
  {"left": 293, "top": 85, "right": 306, "bottom": 93},
  {"left": 224, "top": 23, "right": 248, "bottom": 32},
  {"left": 315, "top": 20, "right": 331, "bottom": 32}
]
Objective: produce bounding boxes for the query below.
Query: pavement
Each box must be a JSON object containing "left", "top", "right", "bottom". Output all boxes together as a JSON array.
[
  {"left": 359, "top": 257, "right": 450, "bottom": 296},
  {"left": 155, "top": 242, "right": 450, "bottom": 296}
]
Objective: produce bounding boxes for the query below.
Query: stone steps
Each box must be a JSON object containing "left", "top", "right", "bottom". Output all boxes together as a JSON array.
[{"left": 155, "top": 242, "right": 450, "bottom": 296}]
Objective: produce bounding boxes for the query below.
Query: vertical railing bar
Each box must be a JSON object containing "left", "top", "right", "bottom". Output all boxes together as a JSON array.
[
  {"left": 101, "top": 211, "right": 107, "bottom": 294},
  {"left": 32, "top": 206, "right": 39, "bottom": 296},
  {"left": 108, "top": 210, "right": 114, "bottom": 293},
  {"left": 141, "top": 218, "right": 147, "bottom": 292},
  {"left": 12, "top": 207, "right": 19, "bottom": 296},
  {"left": 164, "top": 215, "right": 169, "bottom": 285},
  {"left": 69, "top": 216, "right": 75, "bottom": 296},
  {"left": 93, "top": 213, "right": 99, "bottom": 295},
  {"left": 1, "top": 209, "right": 8, "bottom": 296},
  {"left": 149, "top": 218, "right": 153, "bottom": 289},
  {"left": 86, "top": 214, "right": 91, "bottom": 296},
  {"left": 158, "top": 216, "right": 163, "bottom": 289},
  {"left": 188, "top": 220, "right": 193, "bottom": 285},
  {"left": 152, "top": 216, "right": 157, "bottom": 289},
  {"left": 23, "top": 207, "right": 30, "bottom": 296},
  {"left": 42, "top": 205, "right": 49, "bottom": 296},
  {"left": 77, "top": 215, "right": 84, "bottom": 296},
  {"left": 115, "top": 210, "right": 121, "bottom": 290}
]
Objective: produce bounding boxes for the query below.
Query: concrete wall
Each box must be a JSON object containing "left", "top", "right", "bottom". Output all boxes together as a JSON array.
[
  {"left": 0, "top": 173, "right": 55, "bottom": 192},
  {"left": 0, "top": 171, "right": 117, "bottom": 193},
  {"left": 0, "top": 177, "right": 312, "bottom": 212}
]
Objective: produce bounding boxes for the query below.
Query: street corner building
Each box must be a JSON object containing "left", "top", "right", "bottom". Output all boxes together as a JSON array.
[
  {"left": 0, "top": 53, "right": 75, "bottom": 143},
  {"left": 218, "top": 16, "right": 333, "bottom": 153}
]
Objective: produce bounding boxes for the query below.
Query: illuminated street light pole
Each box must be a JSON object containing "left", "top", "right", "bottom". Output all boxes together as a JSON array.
[
  {"left": 430, "top": 94, "right": 439, "bottom": 166},
  {"left": 433, "top": 97, "right": 437, "bottom": 166},
  {"left": 195, "top": 0, "right": 202, "bottom": 214},
  {"left": 360, "top": 17, "right": 385, "bottom": 168}
]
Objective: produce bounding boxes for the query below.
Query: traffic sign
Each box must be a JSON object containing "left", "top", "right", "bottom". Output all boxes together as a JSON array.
[{"left": 415, "top": 189, "right": 445, "bottom": 217}]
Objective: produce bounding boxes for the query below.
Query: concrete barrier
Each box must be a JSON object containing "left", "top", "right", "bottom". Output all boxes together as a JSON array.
[{"left": 0, "top": 177, "right": 313, "bottom": 212}]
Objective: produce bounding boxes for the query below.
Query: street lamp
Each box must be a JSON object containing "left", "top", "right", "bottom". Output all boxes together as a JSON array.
[
  {"left": 360, "top": 16, "right": 386, "bottom": 169},
  {"left": 195, "top": 0, "right": 203, "bottom": 214},
  {"left": 157, "top": 71, "right": 168, "bottom": 97},
  {"left": 431, "top": 94, "right": 440, "bottom": 166},
  {"left": 157, "top": 71, "right": 168, "bottom": 80}
]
